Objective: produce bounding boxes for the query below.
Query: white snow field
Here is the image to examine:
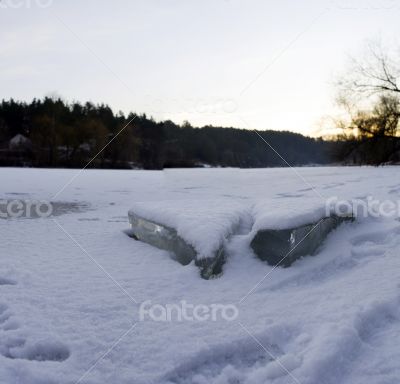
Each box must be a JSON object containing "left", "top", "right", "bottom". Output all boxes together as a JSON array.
[{"left": 1, "top": 166, "right": 400, "bottom": 384}]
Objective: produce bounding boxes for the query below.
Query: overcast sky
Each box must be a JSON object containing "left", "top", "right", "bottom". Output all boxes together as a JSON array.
[{"left": 1, "top": 0, "right": 399, "bottom": 135}]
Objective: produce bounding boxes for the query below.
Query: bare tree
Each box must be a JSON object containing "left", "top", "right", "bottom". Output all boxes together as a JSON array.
[
  {"left": 335, "top": 40, "right": 400, "bottom": 164},
  {"left": 338, "top": 40, "right": 400, "bottom": 98},
  {"left": 344, "top": 95, "right": 400, "bottom": 138}
]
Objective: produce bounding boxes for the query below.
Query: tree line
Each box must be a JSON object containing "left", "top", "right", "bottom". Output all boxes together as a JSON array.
[{"left": 0, "top": 98, "right": 335, "bottom": 169}]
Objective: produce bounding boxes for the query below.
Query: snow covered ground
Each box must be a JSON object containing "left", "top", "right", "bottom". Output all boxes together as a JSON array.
[{"left": 1, "top": 166, "right": 400, "bottom": 384}]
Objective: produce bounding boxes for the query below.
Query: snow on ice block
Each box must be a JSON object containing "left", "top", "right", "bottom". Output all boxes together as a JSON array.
[
  {"left": 250, "top": 199, "right": 354, "bottom": 267},
  {"left": 128, "top": 200, "right": 245, "bottom": 279}
]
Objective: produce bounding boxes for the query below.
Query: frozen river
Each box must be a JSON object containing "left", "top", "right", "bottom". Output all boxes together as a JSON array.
[{"left": 1, "top": 166, "right": 400, "bottom": 384}]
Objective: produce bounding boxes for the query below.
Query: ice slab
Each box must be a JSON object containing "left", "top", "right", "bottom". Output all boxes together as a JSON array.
[
  {"left": 128, "top": 198, "right": 354, "bottom": 274},
  {"left": 128, "top": 200, "right": 245, "bottom": 278},
  {"left": 128, "top": 212, "right": 196, "bottom": 265},
  {"left": 128, "top": 212, "right": 226, "bottom": 279},
  {"left": 250, "top": 214, "right": 354, "bottom": 267}
]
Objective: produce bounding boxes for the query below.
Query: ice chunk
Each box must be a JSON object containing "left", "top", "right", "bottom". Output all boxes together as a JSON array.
[
  {"left": 128, "top": 212, "right": 226, "bottom": 279},
  {"left": 128, "top": 212, "right": 196, "bottom": 265},
  {"left": 127, "top": 200, "right": 244, "bottom": 278},
  {"left": 128, "top": 200, "right": 244, "bottom": 259},
  {"left": 250, "top": 214, "right": 354, "bottom": 267}
]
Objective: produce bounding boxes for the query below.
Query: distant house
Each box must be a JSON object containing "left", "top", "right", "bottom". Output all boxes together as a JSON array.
[
  {"left": 9, "top": 134, "right": 32, "bottom": 150},
  {"left": 0, "top": 134, "right": 33, "bottom": 166}
]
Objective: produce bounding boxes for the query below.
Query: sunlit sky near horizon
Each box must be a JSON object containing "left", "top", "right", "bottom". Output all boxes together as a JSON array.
[{"left": 1, "top": 0, "right": 399, "bottom": 136}]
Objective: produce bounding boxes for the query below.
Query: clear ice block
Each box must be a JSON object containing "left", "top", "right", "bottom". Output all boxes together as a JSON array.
[
  {"left": 250, "top": 215, "right": 354, "bottom": 267},
  {"left": 128, "top": 211, "right": 225, "bottom": 279}
]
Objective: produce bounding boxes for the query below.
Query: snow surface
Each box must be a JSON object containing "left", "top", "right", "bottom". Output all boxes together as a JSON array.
[{"left": 1, "top": 166, "right": 400, "bottom": 384}]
